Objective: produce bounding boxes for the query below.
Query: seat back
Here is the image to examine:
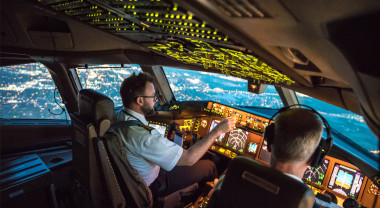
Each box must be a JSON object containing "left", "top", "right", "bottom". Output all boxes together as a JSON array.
[
  {"left": 210, "top": 156, "right": 315, "bottom": 208},
  {"left": 71, "top": 89, "right": 124, "bottom": 208}
]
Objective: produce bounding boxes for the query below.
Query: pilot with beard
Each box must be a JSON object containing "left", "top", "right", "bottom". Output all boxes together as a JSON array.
[{"left": 116, "top": 72, "right": 235, "bottom": 203}]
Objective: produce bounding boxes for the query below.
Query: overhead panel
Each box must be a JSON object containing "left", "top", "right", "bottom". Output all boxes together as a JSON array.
[{"left": 37, "top": 0, "right": 294, "bottom": 86}]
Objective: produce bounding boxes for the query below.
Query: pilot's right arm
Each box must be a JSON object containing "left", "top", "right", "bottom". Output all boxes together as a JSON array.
[{"left": 176, "top": 117, "right": 236, "bottom": 166}]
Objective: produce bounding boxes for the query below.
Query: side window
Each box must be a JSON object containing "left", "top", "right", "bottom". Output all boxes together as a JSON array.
[
  {"left": 76, "top": 64, "right": 142, "bottom": 107},
  {"left": 296, "top": 92, "right": 378, "bottom": 159},
  {"left": 1, "top": 63, "right": 68, "bottom": 120}
]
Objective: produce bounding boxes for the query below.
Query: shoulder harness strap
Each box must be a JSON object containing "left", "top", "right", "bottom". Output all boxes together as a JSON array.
[{"left": 110, "top": 120, "right": 154, "bottom": 133}]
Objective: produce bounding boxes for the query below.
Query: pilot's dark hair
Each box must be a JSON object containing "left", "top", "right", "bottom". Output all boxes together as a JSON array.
[{"left": 120, "top": 72, "right": 154, "bottom": 108}]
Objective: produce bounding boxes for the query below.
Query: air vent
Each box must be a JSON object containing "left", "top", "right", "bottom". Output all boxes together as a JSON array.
[{"left": 210, "top": 0, "right": 266, "bottom": 18}]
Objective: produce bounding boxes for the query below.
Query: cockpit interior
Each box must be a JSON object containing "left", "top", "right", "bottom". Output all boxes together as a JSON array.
[{"left": 1, "top": 0, "right": 379, "bottom": 207}]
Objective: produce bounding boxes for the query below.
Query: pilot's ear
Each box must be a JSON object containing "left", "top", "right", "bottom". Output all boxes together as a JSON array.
[{"left": 136, "top": 97, "right": 144, "bottom": 106}]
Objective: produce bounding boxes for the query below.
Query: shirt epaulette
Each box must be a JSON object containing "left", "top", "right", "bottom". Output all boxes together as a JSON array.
[{"left": 139, "top": 124, "right": 154, "bottom": 133}]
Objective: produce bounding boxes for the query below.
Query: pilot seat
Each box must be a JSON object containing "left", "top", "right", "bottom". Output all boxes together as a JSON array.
[
  {"left": 71, "top": 89, "right": 198, "bottom": 208},
  {"left": 209, "top": 156, "right": 315, "bottom": 208}
]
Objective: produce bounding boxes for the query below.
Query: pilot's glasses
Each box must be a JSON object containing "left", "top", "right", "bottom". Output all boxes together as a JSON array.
[{"left": 137, "top": 92, "right": 159, "bottom": 101}]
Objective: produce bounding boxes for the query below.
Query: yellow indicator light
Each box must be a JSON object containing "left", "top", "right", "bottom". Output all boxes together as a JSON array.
[
  {"left": 189, "top": 23, "right": 193, "bottom": 26},
  {"left": 201, "top": 22, "right": 206, "bottom": 27},
  {"left": 165, "top": 14, "right": 169, "bottom": 18},
  {"left": 124, "top": 5, "right": 127, "bottom": 8},
  {"left": 178, "top": 22, "right": 182, "bottom": 25},
  {"left": 146, "top": 13, "right": 149, "bottom": 16},
  {"left": 190, "top": 29, "right": 193, "bottom": 32},
  {"left": 182, "top": 14, "right": 186, "bottom": 19},
  {"left": 155, "top": 13, "right": 159, "bottom": 17},
  {"left": 150, "top": 13, "right": 154, "bottom": 17},
  {"left": 170, "top": 14, "right": 174, "bottom": 18},
  {"left": 218, "top": 37, "right": 222, "bottom": 40},
  {"left": 184, "top": 22, "right": 187, "bottom": 26},
  {"left": 173, "top": 3, "right": 178, "bottom": 11},
  {"left": 207, "top": 31, "right": 211, "bottom": 34},
  {"left": 188, "top": 13, "right": 193, "bottom": 20},
  {"left": 176, "top": 14, "right": 180, "bottom": 19},
  {"left": 148, "top": 38, "right": 295, "bottom": 86},
  {"left": 133, "top": 11, "right": 137, "bottom": 15},
  {"left": 224, "top": 37, "right": 228, "bottom": 41},
  {"left": 195, "top": 23, "right": 199, "bottom": 27},
  {"left": 132, "top": 5, "right": 135, "bottom": 9},
  {"left": 196, "top": 29, "right": 199, "bottom": 32}
]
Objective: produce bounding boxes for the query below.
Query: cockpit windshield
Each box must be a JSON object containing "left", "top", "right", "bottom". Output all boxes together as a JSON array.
[
  {"left": 163, "top": 67, "right": 284, "bottom": 109},
  {"left": 163, "top": 67, "right": 379, "bottom": 160}
]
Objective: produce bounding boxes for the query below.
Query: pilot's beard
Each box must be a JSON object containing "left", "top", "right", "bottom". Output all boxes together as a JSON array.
[{"left": 142, "top": 103, "right": 154, "bottom": 116}]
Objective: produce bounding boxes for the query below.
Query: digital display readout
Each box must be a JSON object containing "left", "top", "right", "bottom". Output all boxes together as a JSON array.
[
  {"left": 209, "top": 120, "right": 226, "bottom": 143},
  {"left": 328, "top": 164, "right": 364, "bottom": 199},
  {"left": 225, "top": 128, "right": 249, "bottom": 153},
  {"left": 303, "top": 159, "right": 330, "bottom": 185}
]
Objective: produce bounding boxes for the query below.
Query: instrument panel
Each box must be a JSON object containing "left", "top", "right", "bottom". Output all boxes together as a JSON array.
[{"left": 149, "top": 101, "right": 376, "bottom": 207}]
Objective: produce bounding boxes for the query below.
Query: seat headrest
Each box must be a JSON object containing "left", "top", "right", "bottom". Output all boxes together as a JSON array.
[
  {"left": 214, "top": 156, "right": 314, "bottom": 208},
  {"left": 78, "top": 89, "right": 114, "bottom": 128}
]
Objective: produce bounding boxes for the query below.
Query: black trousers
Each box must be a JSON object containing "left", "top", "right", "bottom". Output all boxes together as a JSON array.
[{"left": 149, "top": 160, "right": 218, "bottom": 199}]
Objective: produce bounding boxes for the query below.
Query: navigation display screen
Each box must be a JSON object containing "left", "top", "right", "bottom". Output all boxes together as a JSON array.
[
  {"left": 258, "top": 140, "right": 272, "bottom": 163},
  {"left": 303, "top": 159, "right": 330, "bottom": 185},
  {"left": 328, "top": 163, "right": 364, "bottom": 199},
  {"left": 148, "top": 123, "right": 167, "bottom": 136},
  {"left": 225, "top": 128, "right": 249, "bottom": 153},
  {"left": 209, "top": 119, "right": 226, "bottom": 143}
]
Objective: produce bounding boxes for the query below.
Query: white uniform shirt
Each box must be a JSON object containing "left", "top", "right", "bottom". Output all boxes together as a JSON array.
[{"left": 115, "top": 108, "right": 183, "bottom": 186}]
